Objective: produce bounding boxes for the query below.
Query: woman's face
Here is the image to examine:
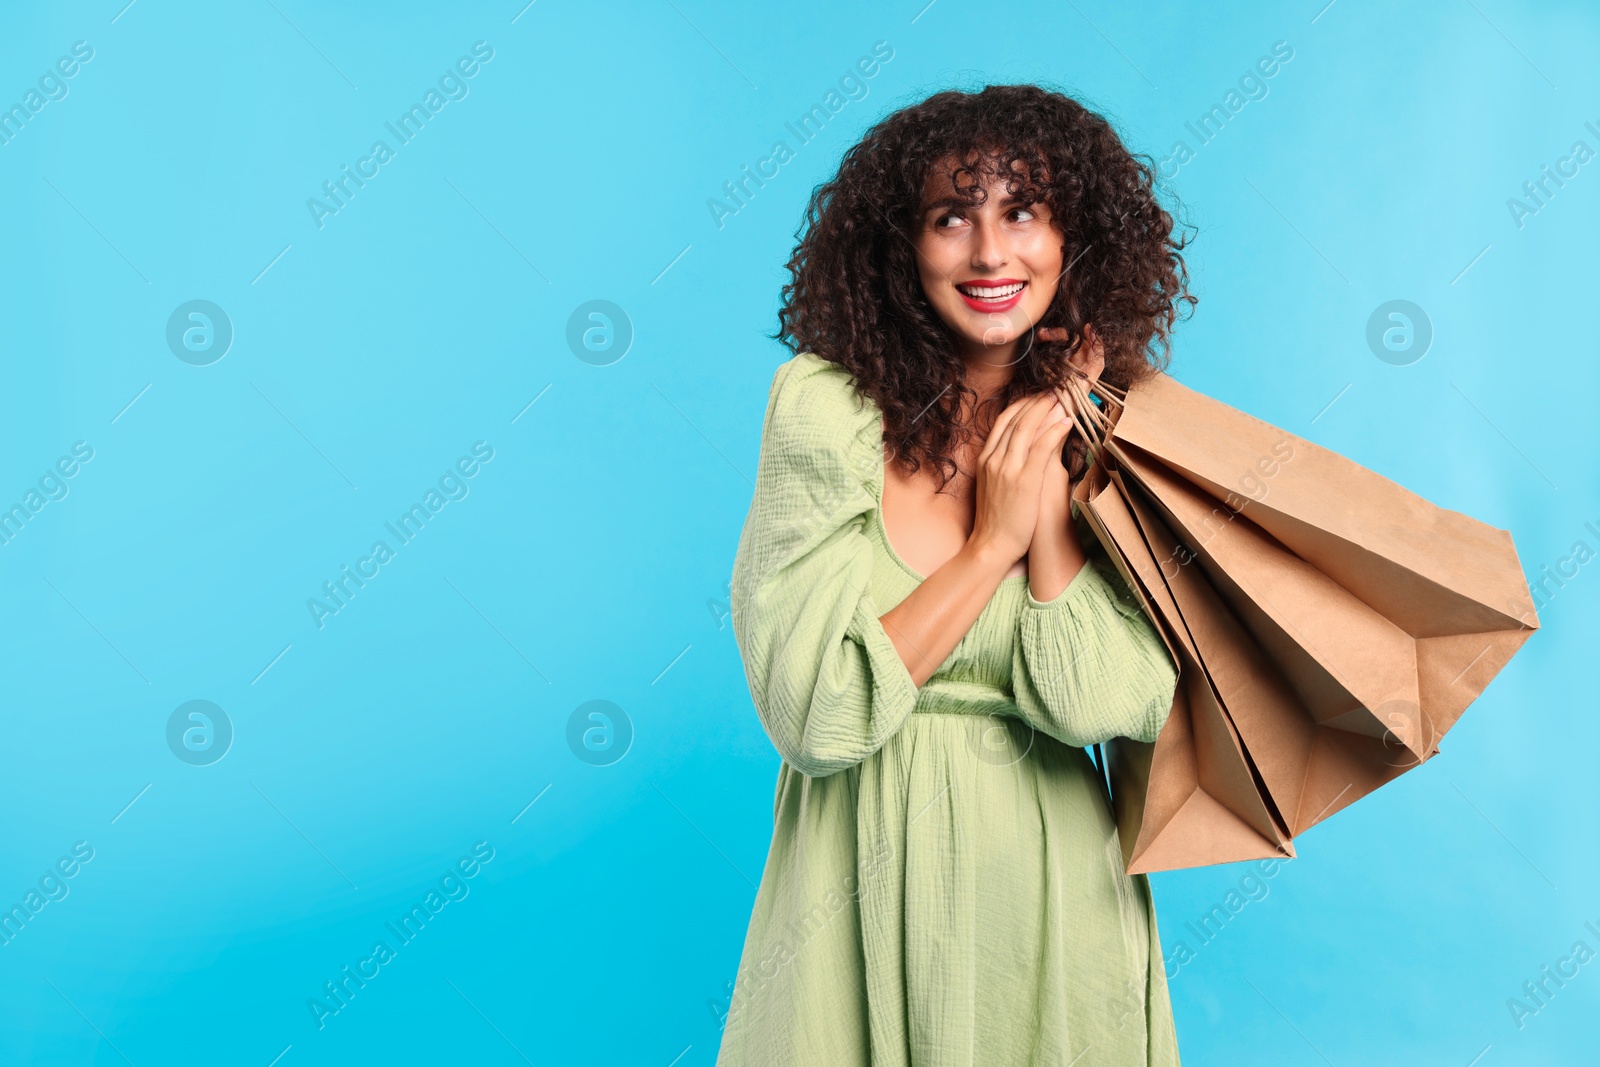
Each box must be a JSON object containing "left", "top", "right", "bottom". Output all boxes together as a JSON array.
[{"left": 912, "top": 153, "right": 1064, "bottom": 367}]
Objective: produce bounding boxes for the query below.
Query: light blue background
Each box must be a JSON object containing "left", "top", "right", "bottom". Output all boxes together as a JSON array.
[{"left": 1, "top": 1, "right": 1595, "bottom": 1064}]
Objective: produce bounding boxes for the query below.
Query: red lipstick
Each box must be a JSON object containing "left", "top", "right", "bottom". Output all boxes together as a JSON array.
[{"left": 955, "top": 278, "right": 1026, "bottom": 313}]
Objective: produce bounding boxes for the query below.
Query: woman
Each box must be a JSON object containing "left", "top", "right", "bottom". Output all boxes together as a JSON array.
[{"left": 718, "top": 84, "right": 1196, "bottom": 1066}]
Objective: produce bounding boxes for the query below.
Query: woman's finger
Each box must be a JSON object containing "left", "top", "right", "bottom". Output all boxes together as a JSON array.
[
  {"left": 1026, "top": 421, "right": 1074, "bottom": 489},
  {"left": 998, "top": 395, "right": 1049, "bottom": 460},
  {"left": 993, "top": 391, "right": 1048, "bottom": 449},
  {"left": 990, "top": 398, "right": 1038, "bottom": 469},
  {"left": 1006, "top": 393, "right": 1062, "bottom": 462},
  {"left": 1029, "top": 417, "right": 1072, "bottom": 463},
  {"left": 978, "top": 393, "right": 1035, "bottom": 465},
  {"left": 985, "top": 390, "right": 1036, "bottom": 441}
]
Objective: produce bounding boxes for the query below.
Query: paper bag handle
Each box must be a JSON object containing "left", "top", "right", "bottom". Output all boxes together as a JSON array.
[{"left": 1053, "top": 371, "right": 1126, "bottom": 466}]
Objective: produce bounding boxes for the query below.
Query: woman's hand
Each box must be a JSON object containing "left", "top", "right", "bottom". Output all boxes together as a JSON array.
[{"left": 968, "top": 392, "right": 1073, "bottom": 567}]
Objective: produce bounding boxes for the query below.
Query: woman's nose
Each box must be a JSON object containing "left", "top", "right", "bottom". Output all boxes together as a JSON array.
[{"left": 970, "top": 218, "right": 1007, "bottom": 268}]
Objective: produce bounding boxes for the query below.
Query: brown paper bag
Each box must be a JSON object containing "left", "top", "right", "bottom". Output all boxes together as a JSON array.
[
  {"left": 1061, "top": 370, "right": 1540, "bottom": 874},
  {"left": 1078, "top": 456, "right": 1296, "bottom": 872}
]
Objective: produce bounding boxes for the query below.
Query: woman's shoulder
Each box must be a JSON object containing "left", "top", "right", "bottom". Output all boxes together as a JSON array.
[
  {"left": 759, "top": 352, "right": 882, "bottom": 485},
  {"left": 764, "top": 352, "right": 879, "bottom": 441},
  {"left": 767, "top": 351, "right": 874, "bottom": 418}
]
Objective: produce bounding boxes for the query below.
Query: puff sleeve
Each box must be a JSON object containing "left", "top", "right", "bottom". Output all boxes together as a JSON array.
[
  {"left": 1010, "top": 530, "right": 1179, "bottom": 748},
  {"left": 729, "top": 353, "right": 919, "bottom": 778}
]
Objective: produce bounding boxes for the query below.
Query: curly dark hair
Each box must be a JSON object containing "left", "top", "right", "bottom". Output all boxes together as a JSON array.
[{"left": 772, "top": 82, "right": 1197, "bottom": 490}]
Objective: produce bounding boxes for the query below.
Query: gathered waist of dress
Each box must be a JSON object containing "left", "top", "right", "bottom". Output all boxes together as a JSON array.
[{"left": 911, "top": 677, "right": 1019, "bottom": 719}]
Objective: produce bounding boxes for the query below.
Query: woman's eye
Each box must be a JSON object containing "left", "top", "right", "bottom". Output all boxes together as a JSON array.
[
  {"left": 1011, "top": 206, "right": 1037, "bottom": 222},
  {"left": 934, "top": 212, "right": 965, "bottom": 229}
]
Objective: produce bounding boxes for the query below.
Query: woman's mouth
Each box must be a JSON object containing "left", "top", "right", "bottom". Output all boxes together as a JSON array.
[{"left": 955, "top": 279, "right": 1026, "bottom": 312}]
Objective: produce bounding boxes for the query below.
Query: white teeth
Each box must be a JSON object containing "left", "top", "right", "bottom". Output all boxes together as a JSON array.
[{"left": 957, "top": 282, "right": 1024, "bottom": 299}]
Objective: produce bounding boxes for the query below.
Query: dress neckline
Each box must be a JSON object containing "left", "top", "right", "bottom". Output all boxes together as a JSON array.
[{"left": 872, "top": 416, "right": 1030, "bottom": 587}]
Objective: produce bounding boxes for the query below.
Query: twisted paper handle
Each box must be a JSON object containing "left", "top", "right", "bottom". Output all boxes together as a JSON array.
[{"left": 1051, "top": 370, "right": 1126, "bottom": 471}]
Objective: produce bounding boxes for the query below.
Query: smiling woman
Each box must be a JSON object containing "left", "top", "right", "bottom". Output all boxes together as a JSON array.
[
  {"left": 914, "top": 168, "right": 1062, "bottom": 339},
  {"left": 720, "top": 84, "right": 1197, "bottom": 1066}
]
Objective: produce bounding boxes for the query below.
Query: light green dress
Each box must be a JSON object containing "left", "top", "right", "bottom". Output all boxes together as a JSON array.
[{"left": 718, "top": 352, "right": 1182, "bottom": 1067}]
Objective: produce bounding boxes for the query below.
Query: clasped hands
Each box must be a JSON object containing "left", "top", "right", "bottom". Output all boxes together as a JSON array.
[{"left": 968, "top": 327, "right": 1106, "bottom": 600}]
